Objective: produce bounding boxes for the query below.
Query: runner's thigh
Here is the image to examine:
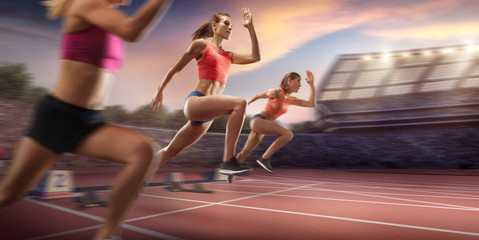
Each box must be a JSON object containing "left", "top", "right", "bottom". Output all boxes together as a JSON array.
[{"left": 74, "top": 125, "right": 153, "bottom": 164}]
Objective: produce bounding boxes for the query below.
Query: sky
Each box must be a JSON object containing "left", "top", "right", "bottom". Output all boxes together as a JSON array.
[{"left": 1, "top": 0, "right": 478, "bottom": 125}]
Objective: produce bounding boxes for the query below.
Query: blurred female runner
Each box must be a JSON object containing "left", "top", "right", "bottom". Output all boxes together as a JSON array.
[{"left": 0, "top": 0, "right": 171, "bottom": 239}]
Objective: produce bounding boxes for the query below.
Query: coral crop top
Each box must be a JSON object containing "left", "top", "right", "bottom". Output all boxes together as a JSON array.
[
  {"left": 197, "top": 41, "right": 231, "bottom": 85},
  {"left": 264, "top": 88, "right": 293, "bottom": 119},
  {"left": 60, "top": 25, "right": 124, "bottom": 72}
]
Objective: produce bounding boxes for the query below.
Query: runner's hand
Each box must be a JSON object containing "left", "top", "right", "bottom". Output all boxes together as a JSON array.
[
  {"left": 150, "top": 89, "right": 164, "bottom": 112},
  {"left": 305, "top": 70, "right": 314, "bottom": 86},
  {"left": 241, "top": 8, "right": 253, "bottom": 28}
]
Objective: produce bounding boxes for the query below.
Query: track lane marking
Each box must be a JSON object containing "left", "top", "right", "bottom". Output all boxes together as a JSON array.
[
  {"left": 202, "top": 180, "right": 479, "bottom": 209},
  {"left": 126, "top": 182, "right": 319, "bottom": 222},
  {"left": 24, "top": 197, "right": 183, "bottom": 240},
  {"left": 139, "top": 190, "right": 479, "bottom": 237}
]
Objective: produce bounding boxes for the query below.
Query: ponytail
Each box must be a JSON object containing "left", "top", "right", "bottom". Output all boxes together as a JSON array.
[
  {"left": 41, "top": 0, "right": 71, "bottom": 19},
  {"left": 192, "top": 22, "right": 214, "bottom": 40},
  {"left": 192, "top": 12, "right": 230, "bottom": 40},
  {"left": 280, "top": 72, "right": 300, "bottom": 93}
]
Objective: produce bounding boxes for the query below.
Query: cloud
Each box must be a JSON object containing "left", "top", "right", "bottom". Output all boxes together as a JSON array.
[
  {"left": 350, "top": 0, "right": 477, "bottom": 41},
  {"left": 120, "top": 0, "right": 350, "bottom": 78},
  {"left": 0, "top": 25, "right": 58, "bottom": 43},
  {"left": 224, "top": 0, "right": 476, "bottom": 75},
  {"left": 224, "top": 0, "right": 349, "bottom": 75},
  {"left": 361, "top": 21, "right": 479, "bottom": 41},
  {"left": 119, "top": 0, "right": 478, "bottom": 82}
]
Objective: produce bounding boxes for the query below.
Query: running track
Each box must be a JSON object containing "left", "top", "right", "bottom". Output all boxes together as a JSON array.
[{"left": 1, "top": 168, "right": 478, "bottom": 240}]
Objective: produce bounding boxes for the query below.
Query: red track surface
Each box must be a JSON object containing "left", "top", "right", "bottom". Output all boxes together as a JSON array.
[{"left": 1, "top": 168, "right": 478, "bottom": 240}]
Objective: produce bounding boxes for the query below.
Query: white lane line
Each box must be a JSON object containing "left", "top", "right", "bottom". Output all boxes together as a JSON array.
[
  {"left": 309, "top": 182, "right": 479, "bottom": 199},
  {"left": 310, "top": 184, "right": 479, "bottom": 210},
  {"left": 26, "top": 226, "right": 99, "bottom": 240},
  {"left": 318, "top": 181, "right": 479, "bottom": 193},
  {"left": 261, "top": 174, "right": 479, "bottom": 193},
  {"left": 147, "top": 182, "right": 479, "bottom": 211},
  {"left": 138, "top": 192, "right": 479, "bottom": 237},
  {"left": 142, "top": 187, "right": 479, "bottom": 212},
  {"left": 259, "top": 172, "right": 479, "bottom": 191},
  {"left": 243, "top": 174, "right": 479, "bottom": 209},
  {"left": 203, "top": 180, "right": 479, "bottom": 209},
  {"left": 244, "top": 176, "right": 479, "bottom": 198},
  {"left": 202, "top": 189, "right": 479, "bottom": 212},
  {"left": 340, "top": 191, "right": 479, "bottom": 200},
  {"left": 336, "top": 176, "right": 479, "bottom": 191},
  {"left": 315, "top": 182, "right": 479, "bottom": 198},
  {"left": 122, "top": 224, "right": 183, "bottom": 240},
  {"left": 141, "top": 194, "right": 212, "bottom": 204},
  {"left": 217, "top": 172, "right": 479, "bottom": 194},
  {"left": 325, "top": 182, "right": 479, "bottom": 193},
  {"left": 24, "top": 197, "right": 103, "bottom": 221},
  {"left": 125, "top": 182, "right": 319, "bottom": 223},
  {"left": 219, "top": 202, "right": 479, "bottom": 237},
  {"left": 302, "top": 186, "right": 479, "bottom": 210},
  {"left": 24, "top": 197, "right": 183, "bottom": 240}
]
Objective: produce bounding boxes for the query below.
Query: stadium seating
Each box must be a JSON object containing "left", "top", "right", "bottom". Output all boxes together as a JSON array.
[{"left": 314, "top": 43, "right": 479, "bottom": 133}]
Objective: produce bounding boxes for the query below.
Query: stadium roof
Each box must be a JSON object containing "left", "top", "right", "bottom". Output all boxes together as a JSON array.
[{"left": 317, "top": 43, "right": 479, "bottom": 101}]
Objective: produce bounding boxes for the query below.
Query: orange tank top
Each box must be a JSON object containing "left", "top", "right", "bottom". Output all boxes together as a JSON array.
[
  {"left": 197, "top": 41, "right": 231, "bottom": 85},
  {"left": 264, "top": 88, "right": 292, "bottom": 119}
]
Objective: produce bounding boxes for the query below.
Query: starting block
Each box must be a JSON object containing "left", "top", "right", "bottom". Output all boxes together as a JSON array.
[
  {"left": 165, "top": 172, "right": 214, "bottom": 194},
  {"left": 74, "top": 190, "right": 107, "bottom": 208},
  {"left": 213, "top": 168, "right": 253, "bottom": 183},
  {"left": 213, "top": 168, "right": 228, "bottom": 181},
  {"left": 165, "top": 172, "right": 184, "bottom": 185},
  {"left": 32, "top": 170, "right": 74, "bottom": 199}
]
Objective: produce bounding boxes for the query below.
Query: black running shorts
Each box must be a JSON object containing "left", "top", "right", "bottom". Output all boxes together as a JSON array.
[{"left": 26, "top": 95, "right": 106, "bottom": 154}]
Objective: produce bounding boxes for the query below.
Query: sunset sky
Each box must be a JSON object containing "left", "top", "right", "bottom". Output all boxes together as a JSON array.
[{"left": 1, "top": 0, "right": 477, "bottom": 125}]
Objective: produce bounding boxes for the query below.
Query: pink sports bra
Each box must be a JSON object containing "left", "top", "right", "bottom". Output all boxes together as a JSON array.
[
  {"left": 60, "top": 25, "right": 124, "bottom": 72},
  {"left": 264, "top": 88, "right": 293, "bottom": 119},
  {"left": 197, "top": 41, "right": 231, "bottom": 85}
]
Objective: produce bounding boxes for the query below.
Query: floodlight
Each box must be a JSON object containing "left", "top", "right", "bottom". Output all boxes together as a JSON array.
[
  {"left": 381, "top": 53, "right": 392, "bottom": 60},
  {"left": 466, "top": 44, "right": 479, "bottom": 52},
  {"left": 422, "top": 50, "right": 432, "bottom": 55},
  {"left": 362, "top": 55, "right": 371, "bottom": 61},
  {"left": 441, "top": 48, "right": 454, "bottom": 54}
]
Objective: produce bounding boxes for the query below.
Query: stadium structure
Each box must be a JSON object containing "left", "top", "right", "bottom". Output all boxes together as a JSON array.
[
  {"left": 1, "top": 43, "right": 478, "bottom": 170},
  {"left": 313, "top": 43, "right": 479, "bottom": 133}
]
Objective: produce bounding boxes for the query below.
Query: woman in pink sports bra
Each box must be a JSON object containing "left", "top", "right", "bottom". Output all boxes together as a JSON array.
[
  {"left": 236, "top": 71, "right": 316, "bottom": 175},
  {"left": 0, "top": 0, "right": 171, "bottom": 239},
  {"left": 150, "top": 9, "right": 260, "bottom": 176}
]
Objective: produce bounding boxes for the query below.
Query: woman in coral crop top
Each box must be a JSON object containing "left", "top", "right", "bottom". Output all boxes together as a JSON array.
[
  {"left": 150, "top": 9, "right": 260, "bottom": 176},
  {"left": 236, "top": 71, "right": 316, "bottom": 175},
  {"left": 0, "top": 0, "right": 171, "bottom": 239}
]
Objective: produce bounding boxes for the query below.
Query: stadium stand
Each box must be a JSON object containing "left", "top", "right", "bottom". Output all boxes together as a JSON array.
[
  {"left": 313, "top": 43, "right": 479, "bottom": 133},
  {"left": 1, "top": 43, "right": 478, "bottom": 170}
]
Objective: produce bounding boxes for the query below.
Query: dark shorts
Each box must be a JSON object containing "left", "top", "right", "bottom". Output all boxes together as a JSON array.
[
  {"left": 184, "top": 91, "right": 213, "bottom": 124},
  {"left": 250, "top": 113, "right": 265, "bottom": 127},
  {"left": 26, "top": 95, "right": 107, "bottom": 154}
]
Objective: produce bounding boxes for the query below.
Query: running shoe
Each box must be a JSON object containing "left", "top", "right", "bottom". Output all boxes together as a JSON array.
[
  {"left": 227, "top": 166, "right": 254, "bottom": 183},
  {"left": 219, "top": 157, "right": 250, "bottom": 175},
  {"left": 256, "top": 158, "right": 275, "bottom": 174}
]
